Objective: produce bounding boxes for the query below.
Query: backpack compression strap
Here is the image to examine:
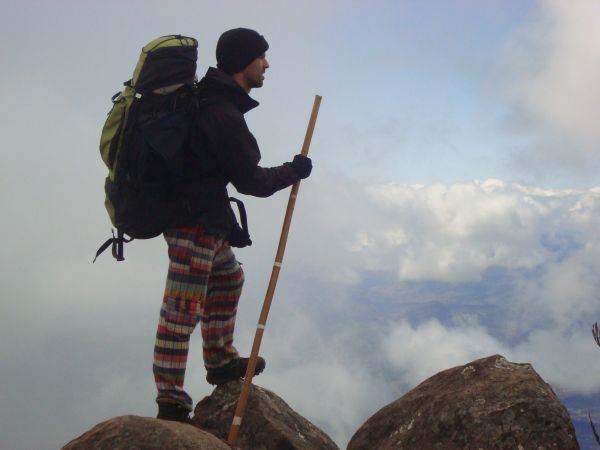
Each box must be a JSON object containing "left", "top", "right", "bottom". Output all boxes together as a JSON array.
[{"left": 93, "top": 229, "right": 133, "bottom": 263}]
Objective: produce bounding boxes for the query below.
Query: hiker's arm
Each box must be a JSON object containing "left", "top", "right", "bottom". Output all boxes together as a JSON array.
[{"left": 221, "top": 118, "right": 303, "bottom": 197}]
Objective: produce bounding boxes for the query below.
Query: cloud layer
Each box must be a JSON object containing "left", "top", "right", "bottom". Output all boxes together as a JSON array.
[{"left": 240, "top": 176, "right": 600, "bottom": 445}]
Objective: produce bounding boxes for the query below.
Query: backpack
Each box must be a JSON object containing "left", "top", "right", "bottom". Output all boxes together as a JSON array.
[
  {"left": 94, "top": 35, "right": 199, "bottom": 262},
  {"left": 94, "top": 35, "right": 252, "bottom": 262}
]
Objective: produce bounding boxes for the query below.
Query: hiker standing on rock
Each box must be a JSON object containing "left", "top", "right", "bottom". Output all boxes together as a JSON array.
[{"left": 153, "top": 28, "right": 313, "bottom": 422}]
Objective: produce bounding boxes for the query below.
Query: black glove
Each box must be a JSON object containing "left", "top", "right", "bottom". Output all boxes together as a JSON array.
[{"left": 291, "top": 154, "right": 312, "bottom": 179}]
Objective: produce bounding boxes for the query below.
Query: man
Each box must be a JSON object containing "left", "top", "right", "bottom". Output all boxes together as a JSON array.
[{"left": 153, "top": 28, "right": 312, "bottom": 422}]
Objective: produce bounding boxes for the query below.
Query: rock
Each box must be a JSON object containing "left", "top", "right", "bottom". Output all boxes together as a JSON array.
[
  {"left": 61, "top": 415, "right": 230, "bottom": 450},
  {"left": 347, "top": 354, "right": 579, "bottom": 450},
  {"left": 193, "top": 379, "right": 339, "bottom": 450}
]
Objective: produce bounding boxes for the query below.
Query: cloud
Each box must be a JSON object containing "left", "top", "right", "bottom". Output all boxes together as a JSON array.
[
  {"left": 511, "top": 328, "right": 600, "bottom": 395},
  {"left": 378, "top": 180, "right": 543, "bottom": 281},
  {"left": 286, "top": 177, "right": 564, "bottom": 285},
  {"left": 383, "top": 319, "right": 508, "bottom": 387},
  {"left": 498, "top": 0, "right": 600, "bottom": 178},
  {"left": 331, "top": 179, "right": 594, "bottom": 284},
  {"left": 510, "top": 0, "right": 600, "bottom": 148},
  {"left": 513, "top": 242, "right": 600, "bottom": 332}
]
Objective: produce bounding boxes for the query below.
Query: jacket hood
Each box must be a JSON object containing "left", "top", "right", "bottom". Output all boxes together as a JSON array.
[{"left": 198, "top": 67, "right": 259, "bottom": 114}]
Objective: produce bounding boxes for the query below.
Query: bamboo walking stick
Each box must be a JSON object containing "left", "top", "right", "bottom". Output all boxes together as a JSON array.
[{"left": 227, "top": 94, "right": 322, "bottom": 446}]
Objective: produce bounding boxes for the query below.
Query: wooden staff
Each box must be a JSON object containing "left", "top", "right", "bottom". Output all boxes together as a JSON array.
[{"left": 227, "top": 94, "right": 322, "bottom": 446}]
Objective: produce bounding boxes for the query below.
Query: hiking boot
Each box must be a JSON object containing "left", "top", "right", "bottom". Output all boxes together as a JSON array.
[
  {"left": 157, "top": 402, "right": 193, "bottom": 424},
  {"left": 206, "top": 356, "right": 266, "bottom": 386}
]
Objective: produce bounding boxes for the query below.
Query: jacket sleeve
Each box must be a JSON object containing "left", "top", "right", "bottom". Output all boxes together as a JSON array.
[{"left": 212, "top": 110, "right": 300, "bottom": 198}]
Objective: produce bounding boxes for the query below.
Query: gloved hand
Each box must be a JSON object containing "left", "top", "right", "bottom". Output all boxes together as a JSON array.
[{"left": 291, "top": 154, "right": 312, "bottom": 179}]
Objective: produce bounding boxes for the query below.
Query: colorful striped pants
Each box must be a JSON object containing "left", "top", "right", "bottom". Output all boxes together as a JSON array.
[{"left": 153, "top": 225, "right": 244, "bottom": 410}]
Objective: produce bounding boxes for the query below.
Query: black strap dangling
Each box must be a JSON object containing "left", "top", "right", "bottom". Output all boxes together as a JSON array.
[{"left": 93, "top": 229, "right": 134, "bottom": 263}]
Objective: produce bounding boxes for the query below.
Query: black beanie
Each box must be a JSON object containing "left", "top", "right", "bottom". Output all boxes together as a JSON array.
[{"left": 216, "top": 28, "right": 269, "bottom": 75}]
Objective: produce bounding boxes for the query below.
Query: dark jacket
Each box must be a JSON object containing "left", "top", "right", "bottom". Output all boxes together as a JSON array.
[{"left": 170, "top": 67, "right": 300, "bottom": 234}]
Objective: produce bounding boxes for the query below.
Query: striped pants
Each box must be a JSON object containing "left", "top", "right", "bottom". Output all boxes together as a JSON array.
[{"left": 153, "top": 225, "right": 244, "bottom": 410}]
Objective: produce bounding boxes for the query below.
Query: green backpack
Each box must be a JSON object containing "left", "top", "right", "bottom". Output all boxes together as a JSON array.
[{"left": 95, "top": 35, "right": 198, "bottom": 262}]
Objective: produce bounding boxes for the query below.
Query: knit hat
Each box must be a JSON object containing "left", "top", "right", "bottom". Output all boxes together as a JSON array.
[{"left": 216, "top": 28, "right": 269, "bottom": 75}]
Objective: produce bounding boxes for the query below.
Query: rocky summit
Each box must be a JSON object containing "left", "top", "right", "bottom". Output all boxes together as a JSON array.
[
  {"left": 61, "top": 355, "right": 581, "bottom": 449},
  {"left": 193, "top": 379, "right": 340, "bottom": 450},
  {"left": 347, "top": 354, "right": 579, "bottom": 450}
]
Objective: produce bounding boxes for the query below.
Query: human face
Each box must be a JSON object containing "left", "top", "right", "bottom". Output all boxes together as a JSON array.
[{"left": 241, "top": 53, "right": 269, "bottom": 91}]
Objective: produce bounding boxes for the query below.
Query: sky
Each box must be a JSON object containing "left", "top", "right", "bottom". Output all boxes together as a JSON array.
[{"left": 2, "top": 0, "right": 600, "bottom": 449}]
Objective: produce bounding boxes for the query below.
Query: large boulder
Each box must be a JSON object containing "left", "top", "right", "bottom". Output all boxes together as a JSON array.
[
  {"left": 193, "top": 379, "right": 339, "bottom": 450},
  {"left": 61, "top": 415, "right": 230, "bottom": 449},
  {"left": 348, "top": 354, "right": 579, "bottom": 450}
]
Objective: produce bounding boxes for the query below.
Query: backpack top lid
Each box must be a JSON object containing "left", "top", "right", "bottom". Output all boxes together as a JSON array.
[{"left": 131, "top": 35, "right": 198, "bottom": 94}]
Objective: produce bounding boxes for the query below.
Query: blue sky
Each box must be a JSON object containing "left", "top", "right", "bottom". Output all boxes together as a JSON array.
[{"left": 2, "top": 1, "right": 600, "bottom": 449}]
